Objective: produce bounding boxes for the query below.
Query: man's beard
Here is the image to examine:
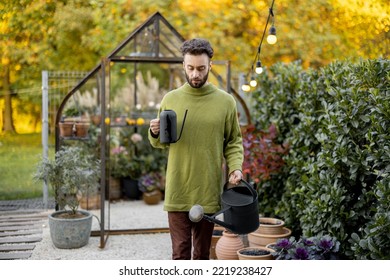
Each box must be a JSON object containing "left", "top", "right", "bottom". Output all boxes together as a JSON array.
[{"left": 185, "top": 70, "right": 209, "bottom": 88}]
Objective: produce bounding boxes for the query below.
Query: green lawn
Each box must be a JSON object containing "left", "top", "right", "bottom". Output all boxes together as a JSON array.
[{"left": 0, "top": 133, "right": 55, "bottom": 200}]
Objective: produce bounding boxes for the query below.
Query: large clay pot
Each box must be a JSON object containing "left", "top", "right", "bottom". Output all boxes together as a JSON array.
[
  {"left": 248, "top": 227, "right": 292, "bottom": 247},
  {"left": 215, "top": 230, "right": 244, "bottom": 260},
  {"left": 209, "top": 226, "right": 224, "bottom": 259},
  {"left": 255, "top": 217, "right": 285, "bottom": 235}
]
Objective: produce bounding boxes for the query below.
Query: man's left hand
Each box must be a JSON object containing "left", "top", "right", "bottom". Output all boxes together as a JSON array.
[{"left": 228, "top": 170, "right": 243, "bottom": 185}]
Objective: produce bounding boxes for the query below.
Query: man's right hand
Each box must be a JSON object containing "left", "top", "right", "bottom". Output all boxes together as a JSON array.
[{"left": 149, "top": 118, "right": 160, "bottom": 136}]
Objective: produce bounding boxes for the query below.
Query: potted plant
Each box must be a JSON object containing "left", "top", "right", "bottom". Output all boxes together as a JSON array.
[
  {"left": 119, "top": 155, "right": 143, "bottom": 199},
  {"left": 138, "top": 172, "right": 163, "bottom": 205},
  {"left": 59, "top": 106, "right": 90, "bottom": 138},
  {"left": 90, "top": 107, "right": 102, "bottom": 126},
  {"left": 109, "top": 145, "right": 128, "bottom": 200},
  {"left": 117, "top": 132, "right": 145, "bottom": 199},
  {"left": 237, "top": 246, "right": 275, "bottom": 260},
  {"left": 142, "top": 146, "right": 167, "bottom": 196},
  {"left": 33, "top": 146, "right": 101, "bottom": 249}
]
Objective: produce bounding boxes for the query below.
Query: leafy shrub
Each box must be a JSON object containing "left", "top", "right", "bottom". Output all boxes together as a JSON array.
[{"left": 250, "top": 58, "right": 389, "bottom": 259}]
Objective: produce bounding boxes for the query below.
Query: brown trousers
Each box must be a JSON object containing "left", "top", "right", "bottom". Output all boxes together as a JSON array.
[{"left": 168, "top": 211, "right": 215, "bottom": 260}]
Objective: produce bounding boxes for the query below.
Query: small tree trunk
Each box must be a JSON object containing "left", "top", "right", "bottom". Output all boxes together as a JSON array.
[{"left": 2, "top": 64, "right": 16, "bottom": 133}]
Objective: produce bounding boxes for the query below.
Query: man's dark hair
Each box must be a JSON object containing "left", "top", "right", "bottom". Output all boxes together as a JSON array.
[{"left": 180, "top": 38, "right": 214, "bottom": 59}]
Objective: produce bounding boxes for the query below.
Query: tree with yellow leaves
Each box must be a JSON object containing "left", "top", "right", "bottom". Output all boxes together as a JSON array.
[{"left": 1, "top": 0, "right": 388, "bottom": 133}]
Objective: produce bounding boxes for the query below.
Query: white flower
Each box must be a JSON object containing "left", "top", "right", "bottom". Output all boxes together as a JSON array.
[{"left": 130, "top": 133, "right": 143, "bottom": 143}]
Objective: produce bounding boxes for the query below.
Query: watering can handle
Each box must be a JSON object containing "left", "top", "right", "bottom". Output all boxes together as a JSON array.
[
  {"left": 175, "top": 109, "right": 188, "bottom": 142},
  {"left": 223, "top": 179, "right": 258, "bottom": 199}
]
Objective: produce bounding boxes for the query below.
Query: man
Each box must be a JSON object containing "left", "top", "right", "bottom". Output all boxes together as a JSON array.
[{"left": 148, "top": 38, "right": 243, "bottom": 260}]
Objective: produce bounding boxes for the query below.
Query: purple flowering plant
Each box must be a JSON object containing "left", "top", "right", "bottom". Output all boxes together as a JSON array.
[
  {"left": 138, "top": 172, "right": 163, "bottom": 192},
  {"left": 272, "top": 235, "right": 340, "bottom": 260}
]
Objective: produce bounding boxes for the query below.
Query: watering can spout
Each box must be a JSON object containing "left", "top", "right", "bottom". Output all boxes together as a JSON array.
[
  {"left": 189, "top": 204, "right": 233, "bottom": 230},
  {"left": 189, "top": 204, "right": 204, "bottom": 223}
]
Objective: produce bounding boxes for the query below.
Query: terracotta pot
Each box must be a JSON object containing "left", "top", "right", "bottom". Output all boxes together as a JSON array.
[
  {"left": 91, "top": 115, "right": 102, "bottom": 126},
  {"left": 248, "top": 227, "right": 292, "bottom": 247},
  {"left": 59, "top": 122, "right": 74, "bottom": 137},
  {"left": 108, "top": 177, "right": 121, "bottom": 200},
  {"left": 237, "top": 246, "right": 275, "bottom": 260},
  {"left": 255, "top": 217, "right": 285, "bottom": 235},
  {"left": 79, "top": 193, "right": 101, "bottom": 210},
  {"left": 265, "top": 242, "right": 278, "bottom": 251},
  {"left": 209, "top": 226, "right": 224, "bottom": 259},
  {"left": 75, "top": 122, "right": 90, "bottom": 138},
  {"left": 142, "top": 189, "right": 162, "bottom": 205},
  {"left": 215, "top": 230, "right": 244, "bottom": 260}
]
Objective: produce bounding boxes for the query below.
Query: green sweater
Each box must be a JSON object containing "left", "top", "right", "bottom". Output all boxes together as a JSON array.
[{"left": 148, "top": 83, "right": 243, "bottom": 213}]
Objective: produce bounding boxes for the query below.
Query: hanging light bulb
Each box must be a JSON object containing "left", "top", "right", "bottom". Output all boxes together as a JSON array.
[
  {"left": 267, "top": 25, "right": 277, "bottom": 45},
  {"left": 250, "top": 76, "right": 257, "bottom": 87},
  {"left": 241, "top": 83, "right": 251, "bottom": 92},
  {"left": 255, "top": 60, "right": 263, "bottom": 74}
]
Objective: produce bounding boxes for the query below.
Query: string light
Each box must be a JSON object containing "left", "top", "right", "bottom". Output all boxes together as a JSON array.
[
  {"left": 243, "top": 0, "right": 277, "bottom": 92},
  {"left": 241, "top": 83, "right": 251, "bottom": 92},
  {"left": 250, "top": 76, "right": 257, "bottom": 87},
  {"left": 267, "top": 10, "right": 277, "bottom": 45},
  {"left": 255, "top": 60, "right": 263, "bottom": 74},
  {"left": 249, "top": 65, "right": 258, "bottom": 87},
  {"left": 267, "top": 25, "right": 277, "bottom": 44}
]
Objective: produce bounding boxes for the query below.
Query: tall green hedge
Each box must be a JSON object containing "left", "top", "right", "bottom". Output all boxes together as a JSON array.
[{"left": 251, "top": 58, "right": 389, "bottom": 259}]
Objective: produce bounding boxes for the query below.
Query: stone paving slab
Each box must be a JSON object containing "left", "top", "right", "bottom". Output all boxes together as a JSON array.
[
  {"left": 0, "top": 205, "right": 48, "bottom": 260},
  {"left": 0, "top": 251, "right": 32, "bottom": 260},
  {"left": 0, "top": 198, "right": 56, "bottom": 211},
  {"left": 0, "top": 244, "right": 36, "bottom": 251}
]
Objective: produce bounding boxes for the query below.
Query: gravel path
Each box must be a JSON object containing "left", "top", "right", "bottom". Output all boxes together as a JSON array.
[
  {"left": 30, "top": 228, "right": 172, "bottom": 260},
  {"left": 6, "top": 199, "right": 173, "bottom": 260}
]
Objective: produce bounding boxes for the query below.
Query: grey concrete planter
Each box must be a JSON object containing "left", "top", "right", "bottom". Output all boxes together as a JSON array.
[{"left": 48, "top": 210, "right": 92, "bottom": 249}]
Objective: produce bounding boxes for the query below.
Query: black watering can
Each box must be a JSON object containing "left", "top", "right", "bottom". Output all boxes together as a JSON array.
[
  {"left": 160, "top": 109, "right": 188, "bottom": 144},
  {"left": 189, "top": 179, "right": 259, "bottom": 234}
]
